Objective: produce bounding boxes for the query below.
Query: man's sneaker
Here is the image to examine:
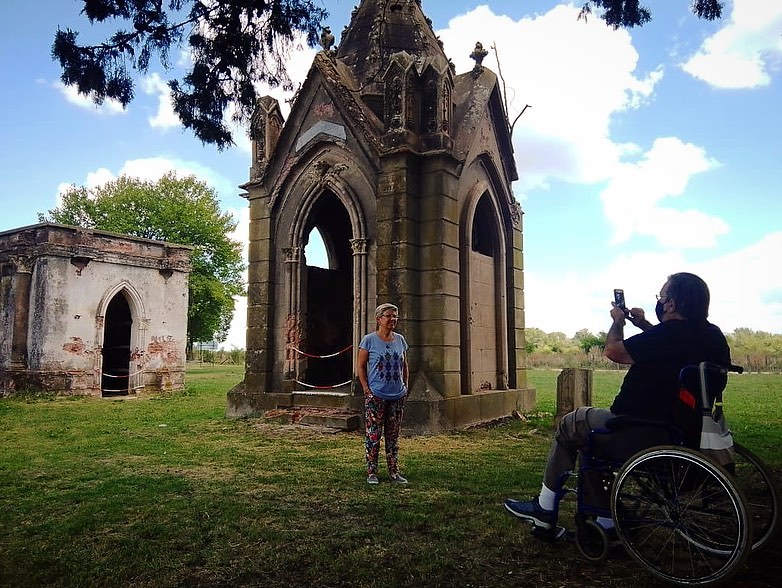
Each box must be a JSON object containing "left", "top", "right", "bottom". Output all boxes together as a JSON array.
[
  {"left": 503, "top": 498, "right": 555, "bottom": 530},
  {"left": 390, "top": 473, "right": 408, "bottom": 484},
  {"left": 367, "top": 473, "right": 379, "bottom": 485}
]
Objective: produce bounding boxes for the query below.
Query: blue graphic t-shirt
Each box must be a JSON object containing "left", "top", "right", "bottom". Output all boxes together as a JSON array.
[{"left": 360, "top": 331, "right": 409, "bottom": 400}]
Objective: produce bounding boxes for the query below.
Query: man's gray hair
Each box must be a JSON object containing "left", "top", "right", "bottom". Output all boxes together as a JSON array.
[{"left": 374, "top": 303, "right": 398, "bottom": 319}]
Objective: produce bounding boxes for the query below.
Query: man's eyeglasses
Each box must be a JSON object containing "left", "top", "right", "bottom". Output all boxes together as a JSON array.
[
  {"left": 381, "top": 314, "right": 398, "bottom": 319},
  {"left": 655, "top": 294, "right": 670, "bottom": 303}
]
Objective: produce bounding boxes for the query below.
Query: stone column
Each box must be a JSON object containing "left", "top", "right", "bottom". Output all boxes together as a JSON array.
[
  {"left": 350, "top": 238, "right": 368, "bottom": 393},
  {"left": 245, "top": 189, "right": 275, "bottom": 391},
  {"left": 283, "top": 246, "right": 302, "bottom": 383},
  {"left": 509, "top": 200, "right": 526, "bottom": 390},
  {"left": 415, "top": 153, "right": 462, "bottom": 397}
]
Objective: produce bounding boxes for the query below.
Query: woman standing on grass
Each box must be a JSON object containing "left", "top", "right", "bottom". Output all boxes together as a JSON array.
[{"left": 357, "top": 303, "right": 410, "bottom": 485}]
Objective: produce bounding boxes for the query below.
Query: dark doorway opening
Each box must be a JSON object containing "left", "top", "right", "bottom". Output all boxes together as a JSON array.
[
  {"left": 302, "top": 191, "right": 354, "bottom": 388},
  {"left": 102, "top": 292, "right": 132, "bottom": 396}
]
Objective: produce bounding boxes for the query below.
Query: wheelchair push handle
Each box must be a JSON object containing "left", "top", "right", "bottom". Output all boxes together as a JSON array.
[{"left": 679, "top": 362, "right": 744, "bottom": 379}]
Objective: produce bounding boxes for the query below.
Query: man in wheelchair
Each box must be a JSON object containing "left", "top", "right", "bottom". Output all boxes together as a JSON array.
[{"left": 504, "top": 272, "right": 731, "bottom": 536}]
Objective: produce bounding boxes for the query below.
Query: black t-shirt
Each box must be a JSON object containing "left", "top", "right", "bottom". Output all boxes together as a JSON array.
[{"left": 610, "top": 319, "right": 731, "bottom": 421}]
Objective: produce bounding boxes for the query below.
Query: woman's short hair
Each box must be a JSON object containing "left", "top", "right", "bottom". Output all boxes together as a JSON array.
[
  {"left": 374, "top": 303, "right": 398, "bottom": 319},
  {"left": 667, "top": 272, "right": 710, "bottom": 322}
]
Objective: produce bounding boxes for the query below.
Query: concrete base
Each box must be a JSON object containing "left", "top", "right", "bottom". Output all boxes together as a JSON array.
[
  {"left": 403, "top": 388, "right": 536, "bottom": 434},
  {"left": 226, "top": 381, "right": 536, "bottom": 435},
  {"left": 0, "top": 367, "right": 99, "bottom": 397}
]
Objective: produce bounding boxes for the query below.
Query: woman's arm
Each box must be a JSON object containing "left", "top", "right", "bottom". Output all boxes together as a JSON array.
[{"left": 357, "top": 347, "right": 371, "bottom": 395}]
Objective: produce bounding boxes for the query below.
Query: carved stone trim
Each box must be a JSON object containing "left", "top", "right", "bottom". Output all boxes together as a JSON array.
[
  {"left": 283, "top": 247, "right": 302, "bottom": 264},
  {"left": 350, "top": 238, "right": 368, "bottom": 255},
  {"left": 510, "top": 200, "right": 523, "bottom": 228},
  {"left": 306, "top": 161, "right": 349, "bottom": 186}
]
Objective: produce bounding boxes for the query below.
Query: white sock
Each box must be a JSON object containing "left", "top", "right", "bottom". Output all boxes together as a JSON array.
[
  {"left": 538, "top": 483, "right": 557, "bottom": 511},
  {"left": 596, "top": 516, "right": 614, "bottom": 529}
]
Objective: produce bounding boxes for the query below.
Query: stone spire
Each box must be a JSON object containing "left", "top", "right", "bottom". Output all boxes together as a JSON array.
[{"left": 336, "top": 0, "right": 450, "bottom": 89}]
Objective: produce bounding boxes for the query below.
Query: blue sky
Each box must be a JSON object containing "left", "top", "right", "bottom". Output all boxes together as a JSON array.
[{"left": 1, "top": 0, "right": 781, "bottom": 349}]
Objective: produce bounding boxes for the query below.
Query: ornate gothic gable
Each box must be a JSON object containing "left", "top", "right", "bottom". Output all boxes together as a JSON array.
[{"left": 452, "top": 67, "right": 518, "bottom": 184}]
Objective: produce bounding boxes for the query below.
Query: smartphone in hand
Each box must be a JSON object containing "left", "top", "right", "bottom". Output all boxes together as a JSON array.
[{"left": 614, "top": 288, "right": 626, "bottom": 310}]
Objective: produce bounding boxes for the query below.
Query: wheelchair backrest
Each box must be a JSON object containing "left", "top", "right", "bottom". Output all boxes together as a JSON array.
[{"left": 674, "top": 362, "right": 742, "bottom": 449}]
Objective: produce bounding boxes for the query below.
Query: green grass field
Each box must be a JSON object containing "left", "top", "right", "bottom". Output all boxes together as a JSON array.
[{"left": 0, "top": 365, "right": 779, "bottom": 587}]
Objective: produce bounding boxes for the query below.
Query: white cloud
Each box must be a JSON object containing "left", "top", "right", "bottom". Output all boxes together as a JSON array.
[
  {"left": 699, "top": 232, "right": 782, "bottom": 331},
  {"left": 525, "top": 232, "right": 782, "bottom": 337},
  {"left": 438, "top": 5, "right": 730, "bottom": 251},
  {"left": 53, "top": 82, "right": 126, "bottom": 115},
  {"left": 141, "top": 73, "right": 181, "bottom": 129},
  {"left": 437, "top": 4, "right": 664, "bottom": 194},
  {"left": 56, "top": 157, "right": 241, "bottom": 209},
  {"left": 681, "top": 0, "right": 782, "bottom": 89},
  {"left": 600, "top": 137, "right": 725, "bottom": 247}
]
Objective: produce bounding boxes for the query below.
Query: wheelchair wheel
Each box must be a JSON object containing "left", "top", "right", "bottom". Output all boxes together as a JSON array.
[
  {"left": 731, "top": 442, "right": 780, "bottom": 552},
  {"left": 574, "top": 513, "right": 610, "bottom": 561},
  {"left": 611, "top": 446, "right": 752, "bottom": 586}
]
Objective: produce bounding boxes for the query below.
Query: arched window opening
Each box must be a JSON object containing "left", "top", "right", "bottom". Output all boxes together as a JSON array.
[
  {"left": 305, "top": 226, "right": 329, "bottom": 269},
  {"left": 472, "top": 195, "right": 496, "bottom": 256}
]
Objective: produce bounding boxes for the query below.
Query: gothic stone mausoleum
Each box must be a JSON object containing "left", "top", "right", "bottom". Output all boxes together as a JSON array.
[
  {"left": 227, "top": 0, "right": 535, "bottom": 432},
  {"left": 0, "top": 223, "right": 191, "bottom": 397}
]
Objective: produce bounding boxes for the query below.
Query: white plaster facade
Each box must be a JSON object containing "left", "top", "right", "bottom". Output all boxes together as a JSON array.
[{"left": 0, "top": 223, "right": 191, "bottom": 396}]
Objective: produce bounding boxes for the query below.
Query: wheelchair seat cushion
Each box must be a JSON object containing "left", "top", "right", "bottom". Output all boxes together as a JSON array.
[{"left": 588, "top": 418, "right": 682, "bottom": 462}]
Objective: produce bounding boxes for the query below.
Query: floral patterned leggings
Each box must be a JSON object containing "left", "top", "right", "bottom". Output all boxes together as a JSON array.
[{"left": 364, "top": 394, "right": 406, "bottom": 476}]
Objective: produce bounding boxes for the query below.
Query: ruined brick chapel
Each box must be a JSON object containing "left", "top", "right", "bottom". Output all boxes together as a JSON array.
[
  {"left": 228, "top": 0, "right": 536, "bottom": 432},
  {"left": 0, "top": 224, "right": 191, "bottom": 397}
]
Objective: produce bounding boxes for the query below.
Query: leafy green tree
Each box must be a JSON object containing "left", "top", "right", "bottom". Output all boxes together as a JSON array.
[
  {"left": 53, "top": 0, "right": 328, "bottom": 148},
  {"left": 578, "top": 0, "right": 723, "bottom": 28},
  {"left": 574, "top": 328, "right": 606, "bottom": 353},
  {"left": 39, "top": 173, "right": 245, "bottom": 348},
  {"left": 525, "top": 327, "right": 547, "bottom": 354},
  {"left": 727, "top": 328, "right": 782, "bottom": 372}
]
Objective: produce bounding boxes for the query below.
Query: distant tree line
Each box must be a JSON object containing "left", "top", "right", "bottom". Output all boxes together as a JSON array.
[{"left": 525, "top": 327, "right": 782, "bottom": 373}]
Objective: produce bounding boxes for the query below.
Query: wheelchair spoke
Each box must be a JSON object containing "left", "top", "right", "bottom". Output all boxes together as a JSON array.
[{"left": 611, "top": 447, "right": 751, "bottom": 586}]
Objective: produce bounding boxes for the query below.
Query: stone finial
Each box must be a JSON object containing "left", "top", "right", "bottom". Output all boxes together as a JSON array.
[
  {"left": 470, "top": 41, "right": 489, "bottom": 72},
  {"left": 320, "top": 26, "right": 336, "bottom": 52}
]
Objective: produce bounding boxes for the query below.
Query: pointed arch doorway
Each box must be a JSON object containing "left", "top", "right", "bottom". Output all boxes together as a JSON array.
[
  {"left": 464, "top": 191, "right": 509, "bottom": 393},
  {"left": 101, "top": 292, "right": 132, "bottom": 396},
  {"left": 296, "top": 189, "right": 355, "bottom": 389}
]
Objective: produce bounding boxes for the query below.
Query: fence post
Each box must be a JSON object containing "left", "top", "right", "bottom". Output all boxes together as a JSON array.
[{"left": 556, "top": 368, "right": 593, "bottom": 424}]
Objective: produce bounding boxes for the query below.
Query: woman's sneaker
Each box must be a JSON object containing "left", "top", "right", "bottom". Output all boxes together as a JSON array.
[
  {"left": 367, "top": 473, "right": 379, "bottom": 485},
  {"left": 390, "top": 473, "right": 408, "bottom": 484}
]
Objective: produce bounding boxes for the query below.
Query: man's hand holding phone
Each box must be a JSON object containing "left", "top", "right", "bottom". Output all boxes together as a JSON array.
[
  {"left": 613, "top": 289, "right": 653, "bottom": 331},
  {"left": 613, "top": 289, "right": 626, "bottom": 311}
]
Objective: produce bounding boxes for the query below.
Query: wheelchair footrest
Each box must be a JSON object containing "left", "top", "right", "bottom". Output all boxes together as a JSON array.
[{"left": 531, "top": 524, "right": 568, "bottom": 543}]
